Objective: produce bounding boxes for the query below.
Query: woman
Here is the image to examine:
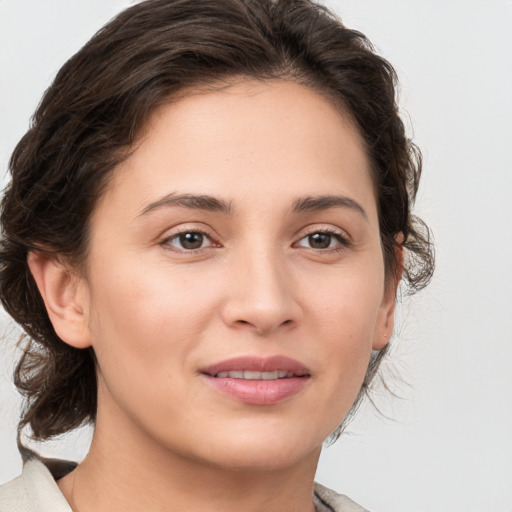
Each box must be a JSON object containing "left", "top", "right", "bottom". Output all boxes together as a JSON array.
[{"left": 0, "top": 0, "right": 433, "bottom": 510}]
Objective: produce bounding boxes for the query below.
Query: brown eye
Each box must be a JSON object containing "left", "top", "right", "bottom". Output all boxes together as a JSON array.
[
  {"left": 296, "top": 231, "right": 347, "bottom": 251},
  {"left": 308, "top": 233, "right": 332, "bottom": 249},
  {"left": 179, "top": 232, "right": 204, "bottom": 249},
  {"left": 165, "top": 231, "right": 212, "bottom": 251}
]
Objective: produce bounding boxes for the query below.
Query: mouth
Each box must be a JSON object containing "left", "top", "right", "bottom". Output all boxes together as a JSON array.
[
  {"left": 212, "top": 370, "right": 302, "bottom": 380},
  {"left": 200, "top": 356, "right": 311, "bottom": 405},
  {"left": 201, "top": 355, "right": 310, "bottom": 379}
]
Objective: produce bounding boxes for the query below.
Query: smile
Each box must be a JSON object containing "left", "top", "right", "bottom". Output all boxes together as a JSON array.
[
  {"left": 201, "top": 356, "right": 311, "bottom": 405},
  {"left": 202, "top": 355, "right": 310, "bottom": 378},
  {"left": 214, "top": 370, "right": 299, "bottom": 379}
]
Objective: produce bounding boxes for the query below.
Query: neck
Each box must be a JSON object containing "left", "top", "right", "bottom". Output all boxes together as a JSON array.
[{"left": 58, "top": 395, "right": 321, "bottom": 512}]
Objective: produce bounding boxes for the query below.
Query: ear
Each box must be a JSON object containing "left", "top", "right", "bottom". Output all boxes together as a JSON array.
[
  {"left": 373, "top": 234, "right": 404, "bottom": 350},
  {"left": 27, "top": 250, "right": 92, "bottom": 349}
]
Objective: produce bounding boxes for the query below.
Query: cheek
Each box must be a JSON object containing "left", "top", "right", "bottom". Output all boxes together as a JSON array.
[
  {"left": 303, "top": 257, "right": 386, "bottom": 337},
  {"left": 85, "top": 260, "right": 226, "bottom": 436},
  {"left": 300, "top": 258, "right": 385, "bottom": 393},
  {"left": 86, "top": 259, "right": 223, "bottom": 380}
]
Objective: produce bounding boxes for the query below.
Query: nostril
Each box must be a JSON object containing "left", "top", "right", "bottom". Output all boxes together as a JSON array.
[
  {"left": 222, "top": 292, "right": 301, "bottom": 335},
  {"left": 235, "top": 318, "right": 295, "bottom": 332}
]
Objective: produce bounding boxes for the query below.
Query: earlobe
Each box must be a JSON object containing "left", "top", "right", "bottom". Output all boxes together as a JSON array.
[
  {"left": 373, "top": 298, "right": 395, "bottom": 351},
  {"left": 27, "top": 251, "right": 92, "bottom": 349}
]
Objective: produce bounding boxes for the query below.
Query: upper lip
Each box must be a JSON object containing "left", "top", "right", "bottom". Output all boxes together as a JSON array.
[{"left": 201, "top": 355, "right": 310, "bottom": 377}]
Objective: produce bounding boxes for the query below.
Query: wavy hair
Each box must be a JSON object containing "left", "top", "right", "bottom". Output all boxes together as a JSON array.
[{"left": 0, "top": 0, "right": 434, "bottom": 441}]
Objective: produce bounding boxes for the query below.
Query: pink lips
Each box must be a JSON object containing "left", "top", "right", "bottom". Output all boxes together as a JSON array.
[{"left": 200, "top": 356, "right": 310, "bottom": 405}]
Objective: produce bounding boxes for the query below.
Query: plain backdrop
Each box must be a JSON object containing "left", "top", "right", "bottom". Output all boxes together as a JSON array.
[{"left": 1, "top": 1, "right": 511, "bottom": 511}]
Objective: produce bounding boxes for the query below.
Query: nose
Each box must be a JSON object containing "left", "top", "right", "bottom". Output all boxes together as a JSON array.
[{"left": 220, "top": 247, "right": 301, "bottom": 336}]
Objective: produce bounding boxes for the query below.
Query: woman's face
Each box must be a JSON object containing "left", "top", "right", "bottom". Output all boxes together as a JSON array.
[{"left": 78, "top": 80, "right": 396, "bottom": 471}]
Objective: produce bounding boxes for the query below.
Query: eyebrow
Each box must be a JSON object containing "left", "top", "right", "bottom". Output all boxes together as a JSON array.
[
  {"left": 291, "top": 195, "right": 368, "bottom": 221},
  {"left": 139, "top": 193, "right": 232, "bottom": 216},
  {"left": 138, "top": 192, "right": 367, "bottom": 220}
]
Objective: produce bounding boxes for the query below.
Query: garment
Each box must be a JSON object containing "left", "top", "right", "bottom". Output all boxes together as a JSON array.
[{"left": 0, "top": 458, "right": 369, "bottom": 512}]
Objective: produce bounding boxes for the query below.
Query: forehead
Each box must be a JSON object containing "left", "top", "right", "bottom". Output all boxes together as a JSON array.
[{"left": 96, "top": 79, "right": 376, "bottom": 221}]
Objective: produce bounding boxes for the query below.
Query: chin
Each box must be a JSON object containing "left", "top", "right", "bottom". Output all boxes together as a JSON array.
[
  {"left": 204, "top": 444, "right": 319, "bottom": 473},
  {"left": 175, "top": 421, "right": 327, "bottom": 473}
]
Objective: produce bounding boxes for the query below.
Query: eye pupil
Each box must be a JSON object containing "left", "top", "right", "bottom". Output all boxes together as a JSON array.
[
  {"left": 309, "top": 233, "right": 331, "bottom": 249},
  {"left": 179, "top": 232, "right": 203, "bottom": 249}
]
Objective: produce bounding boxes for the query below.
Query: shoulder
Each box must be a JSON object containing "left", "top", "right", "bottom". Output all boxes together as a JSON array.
[
  {"left": 314, "top": 482, "right": 371, "bottom": 512},
  {"left": 1, "top": 461, "right": 369, "bottom": 512},
  {"left": 0, "top": 472, "right": 30, "bottom": 512},
  {"left": 0, "top": 458, "right": 73, "bottom": 512}
]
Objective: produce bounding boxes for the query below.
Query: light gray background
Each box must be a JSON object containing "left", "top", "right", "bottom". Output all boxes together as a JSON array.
[{"left": 1, "top": 1, "right": 511, "bottom": 511}]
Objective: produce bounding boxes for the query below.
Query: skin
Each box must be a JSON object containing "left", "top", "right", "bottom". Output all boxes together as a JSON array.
[{"left": 29, "top": 79, "right": 399, "bottom": 512}]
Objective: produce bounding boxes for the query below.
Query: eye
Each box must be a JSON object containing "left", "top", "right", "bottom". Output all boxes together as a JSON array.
[
  {"left": 295, "top": 231, "right": 347, "bottom": 250},
  {"left": 163, "top": 230, "right": 216, "bottom": 251}
]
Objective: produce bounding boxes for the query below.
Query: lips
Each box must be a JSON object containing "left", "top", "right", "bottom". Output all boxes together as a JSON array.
[
  {"left": 200, "top": 356, "right": 311, "bottom": 405},
  {"left": 201, "top": 355, "right": 310, "bottom": 378},
  {"left": 214, "top": 370, "right": 295, "bottom": 380}
]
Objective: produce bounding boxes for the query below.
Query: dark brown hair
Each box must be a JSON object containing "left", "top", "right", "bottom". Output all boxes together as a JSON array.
[{"left": 0, "top": 0, "right": 433, "bottom": 441}]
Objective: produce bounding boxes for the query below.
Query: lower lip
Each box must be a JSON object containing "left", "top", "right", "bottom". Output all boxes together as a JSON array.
[{"left": 203, "top": 375, "right": 309, "bottom": 405}]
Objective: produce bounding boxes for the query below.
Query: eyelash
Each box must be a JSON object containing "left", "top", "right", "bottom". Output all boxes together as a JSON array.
[
  {"left": 294, "top": 228, "right": 350, "bottom": 252},
  {"left": 160, "top": 227, "right": 350, "bottom": 253},
  {"left": 160, "top": 228, "right": 219, "bottom": 252}
]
